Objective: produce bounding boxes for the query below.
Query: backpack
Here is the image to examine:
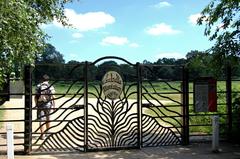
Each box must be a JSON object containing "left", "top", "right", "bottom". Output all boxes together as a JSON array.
[{"left": 37, "top": 83, "right": 52, "bottom": 103}]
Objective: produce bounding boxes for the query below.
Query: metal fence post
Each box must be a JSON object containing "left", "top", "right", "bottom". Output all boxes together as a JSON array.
[
  {"left": 24, "top": 65, "right": 32, "bottom": 154},
  {"left": 182, "top": 66, "right": 189, "bottom": 145},
  {"left": 84, "top": 61, "right": 88, "bottom": 152},
  {"left": 136, "top": 63, "right": 142, "bottom": 148},
  {"left": 226, "top": 64, "right": 232, "bottom": 140}
]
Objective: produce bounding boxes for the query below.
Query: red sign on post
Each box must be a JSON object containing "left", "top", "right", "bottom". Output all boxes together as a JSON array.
[{"left": 194, "top": 77, "right": 217, "bottom": 112}]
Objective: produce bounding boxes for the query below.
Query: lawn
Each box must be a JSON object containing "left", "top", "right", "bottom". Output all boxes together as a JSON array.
[
  {"left": 42, "top": 80, "right": 238, "bottom": 107},
  {"left": 48, "top": 80, "right": 185, "bottom": 100},
  {"left": 32, "top": 80, "right": 239, "bottom": 135}
]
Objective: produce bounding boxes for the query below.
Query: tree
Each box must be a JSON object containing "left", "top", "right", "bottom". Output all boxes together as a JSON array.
[
  {"left": 143, "top": 60, "right": 152, "bottom": 64},
  {"left": 186, "top": 50, "right": 211, "bottom": 79},
  {"left": 96, "top": 61, "right": 119, "bottom": 80},
  {"left": 185, "top": 50, "right": 239, "bottom": 79},
  {"left": 155, "top": 58, "right": 176, "bottom": 65},
  {"left": 36, "top": 44, "right": 65, "bottom": 64},
  {"left": 198, "top": 0, "right": 240, "bottom": 57},
  {"left": 65, "top": 60, "right": 85, "bottom": 80},
  {"left": 119, "top": 64, "right": 136, "bottom": 82},
  {"left": 0, "top": 0, "right": 70, "bottom": 85},
  {"left": 35, "top": 44, "right": 65, "bottom": 80}
]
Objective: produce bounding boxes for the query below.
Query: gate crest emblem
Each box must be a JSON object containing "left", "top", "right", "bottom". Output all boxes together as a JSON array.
[{"left": 102, "top": 71, "right": 123, "bottom": 100}]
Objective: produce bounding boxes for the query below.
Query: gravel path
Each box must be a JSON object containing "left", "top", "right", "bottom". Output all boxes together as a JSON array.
[{"left": 0, "top": 96, "right": 172, "bottom": 157}]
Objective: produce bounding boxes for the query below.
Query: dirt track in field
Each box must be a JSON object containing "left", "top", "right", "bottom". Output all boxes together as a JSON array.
[{"left": 0, "top": 96, "right": 171, "bottom": 154}]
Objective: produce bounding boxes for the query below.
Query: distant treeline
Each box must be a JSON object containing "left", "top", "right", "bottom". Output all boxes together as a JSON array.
[{"left": 34, "top": 44, "right": 240, "bottom": 81}]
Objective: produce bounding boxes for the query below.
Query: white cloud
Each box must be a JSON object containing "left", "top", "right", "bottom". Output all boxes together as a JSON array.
[
  {"left": 129, "top": 43, "right": 140, "bottom": 48},
  {"left": 188, "top": 13, "right": 207, "bottom": 25},
  {"left": 53, "top": 9, "right": 115, "bottom": 31},
  {"left": 100, "top": 36, "right": 129, "bottom": 46},
  {"left": 153, "top": 1, "right": 172, "bottom": 8},
  {"left": 155, "top": 52, "right": 185, "bottom": 59},
  {"left": 146, "top": 23, "right": 181, "bottom": 36},
  {"left": 72, "top": 32, "right": 83, "bottom": 38}
]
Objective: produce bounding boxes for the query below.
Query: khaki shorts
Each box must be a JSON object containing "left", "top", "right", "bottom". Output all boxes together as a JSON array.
[{"left": 37, "top": 102, "right": 52, "bottom": 121}]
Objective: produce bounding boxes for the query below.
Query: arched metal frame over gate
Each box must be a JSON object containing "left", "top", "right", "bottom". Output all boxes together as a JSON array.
[{"left": 24, "top": 56, "right": 189, "bottom": 154}]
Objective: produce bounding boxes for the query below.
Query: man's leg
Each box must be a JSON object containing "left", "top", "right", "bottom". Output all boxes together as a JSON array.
[
  {"left": 38, "top": 109, "right": 45, "bottom": 139},
  {"left": 45, "top": 108, "right": 51, "bottom": 137},
  {"left": 46, "top": 114, "right": 50, "bottom": 130}
]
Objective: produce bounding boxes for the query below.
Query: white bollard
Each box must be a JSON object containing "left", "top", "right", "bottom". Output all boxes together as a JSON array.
[
  {"left": 6, "top": 123, "right": 14, "bottom": 159},
  {"left": 212, "top": 115, "right": 219, "bottom": 153}
]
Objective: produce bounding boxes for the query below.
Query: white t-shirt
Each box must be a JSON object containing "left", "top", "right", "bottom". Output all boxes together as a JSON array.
[
  {"left": 36, "top": 81, "right": 55, "bottom": 94},
  {"left": 36, "top": 81, "right": 55, "bottom": 106}
]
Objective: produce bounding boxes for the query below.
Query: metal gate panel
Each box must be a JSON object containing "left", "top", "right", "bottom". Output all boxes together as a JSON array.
[
  {"left": 30, "top": 64, "right": 85, "bottom": 153},
  {"left": 24, "top": 57, "right": 188, "bottom": 154},
  {"left": 141, "top": 65, "right": 184, "bottom": 146},
  {"left": 86, "top": 58, "right": 140, "bottom": 151}
]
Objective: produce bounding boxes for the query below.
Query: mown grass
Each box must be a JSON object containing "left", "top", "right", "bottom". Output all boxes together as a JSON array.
[{"left": 34, "top": 80, "right": 239, "bottom": 134}]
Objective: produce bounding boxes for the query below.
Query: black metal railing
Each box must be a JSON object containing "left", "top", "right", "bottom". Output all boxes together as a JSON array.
[{"left": 0, "top": 57, "right": 239, "bottom": 155}]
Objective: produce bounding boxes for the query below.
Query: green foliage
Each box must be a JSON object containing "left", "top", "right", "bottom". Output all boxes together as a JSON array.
[
  {"left": 198, "top": 0, "right": 240, "bottom": 56},
  {"left": 96, "top": 61, "right": 119, "bottom": 80},
  {"left": 34, "top": 44, "right": 66, "bottom": 81},
  {"left": 0, "top": 0, "right": 71, "bottom": 86},
  {"left": 185, "top": 50, "right": 240, "bottom": 79},
  {"left": 186, "top": 50, "right": 213, "bottom": 78},
  {"left": 36, "top": 44, "right": 65, "bottom": 64}
]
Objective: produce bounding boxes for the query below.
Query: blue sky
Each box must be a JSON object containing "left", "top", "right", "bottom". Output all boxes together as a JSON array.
[{"left": 42, "top": 0, "right": 213, "bottom": 63}]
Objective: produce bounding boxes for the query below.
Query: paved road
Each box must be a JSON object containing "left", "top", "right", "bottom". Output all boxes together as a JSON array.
[{"left": 1, "top": 142, "right": 237, "bottom": 159}]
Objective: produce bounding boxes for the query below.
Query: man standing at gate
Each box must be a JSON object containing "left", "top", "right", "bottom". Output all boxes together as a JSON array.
[{"left": 34, "top": 74, "right": 55, "bottom": 140}]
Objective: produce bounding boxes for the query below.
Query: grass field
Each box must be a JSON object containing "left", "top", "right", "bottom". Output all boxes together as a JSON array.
[
  {"left": 50, "top": 80, "right": 240, "bottom": 96},
  {"left": 30, "top": 80, "right": 240, "bottom": 134}
]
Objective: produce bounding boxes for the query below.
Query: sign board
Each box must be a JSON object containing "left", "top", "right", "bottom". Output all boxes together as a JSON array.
[
  {"left": 10, "top": 80, "right": 24, "bottom": 98},
  {"left": 194, "top": 77, "right": 217, "bottom": 112},
  {"left": 102, "top": 71, "right": 123, "bottom": 100}
]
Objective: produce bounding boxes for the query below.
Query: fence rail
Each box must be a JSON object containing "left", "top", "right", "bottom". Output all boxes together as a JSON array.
[{"left": 0, "top": 61, "right": 239, "bottom": 154}]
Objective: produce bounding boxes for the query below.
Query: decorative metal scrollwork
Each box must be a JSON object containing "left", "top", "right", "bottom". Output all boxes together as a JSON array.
[
  {"left": 141, "top": 65, "right": 183, "bottom": 146},
  {"left": 87, "top": 82, "right": 138, "bottom": 149}
]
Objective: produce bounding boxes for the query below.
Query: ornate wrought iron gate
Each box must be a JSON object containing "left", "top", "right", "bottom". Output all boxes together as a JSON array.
[
  {"left": 85, "top": 58, "right": 140, "bottom": 151},
  {"left": 141, "top": 64, "right": 189, "bottom": 147},
  {"left": 24, "top": 56, "right": 188, "bottom": 154}
]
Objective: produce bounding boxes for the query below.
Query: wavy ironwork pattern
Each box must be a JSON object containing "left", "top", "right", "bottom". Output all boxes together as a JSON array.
[
  {"left": 87, "top": 82, "right": 138, "bottom": 150},
  {"left": 30, "top": 62, "right": 185, "bottom": 153},
  {"left": 32, "top": 79, "right": 85, "bottom": 152},
  {"left": 141, "top": 66, "right": 183, "bottom": 146},
  {"left": 36, "top": 116, "right": 84, "bottom": 152},
  {"left": 142, "top": 115, "right": 181, "bottom": 146}
]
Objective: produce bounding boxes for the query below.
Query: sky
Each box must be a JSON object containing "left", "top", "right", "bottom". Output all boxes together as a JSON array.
[{"left": 42, "top": 0, "right": 213, "bottom": 63}]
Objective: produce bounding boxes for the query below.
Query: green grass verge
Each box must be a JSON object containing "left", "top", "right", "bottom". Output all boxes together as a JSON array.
[{"left": 33, "top": 80, "right": 238, "bottom": 135}]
